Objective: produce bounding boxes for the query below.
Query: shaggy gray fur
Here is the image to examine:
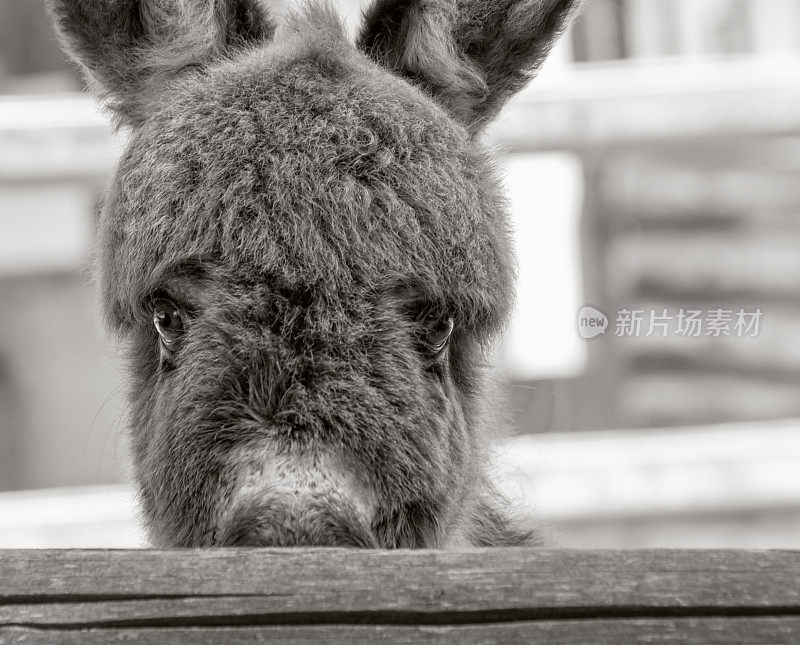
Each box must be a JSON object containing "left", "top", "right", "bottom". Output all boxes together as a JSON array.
[{"left": 48, "top": 0, "right": 580, "bottom": 548}]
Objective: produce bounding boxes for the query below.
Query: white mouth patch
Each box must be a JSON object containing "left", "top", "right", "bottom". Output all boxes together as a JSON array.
[{"left": 221, "top": 444, "right": 379, "bottom": 532}]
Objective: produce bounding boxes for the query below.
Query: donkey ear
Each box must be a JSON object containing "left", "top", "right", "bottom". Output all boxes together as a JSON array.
[
  {"left": 47, "top": 0, "right": 275, "bottom": 127},
  {"left": 358, "top": 0, "right": 582, "bottom": 133}
]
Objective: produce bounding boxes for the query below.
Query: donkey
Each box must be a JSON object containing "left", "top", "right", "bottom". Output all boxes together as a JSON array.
[{"left": 49, "top": 0, "right": 580, "bottom": 548}]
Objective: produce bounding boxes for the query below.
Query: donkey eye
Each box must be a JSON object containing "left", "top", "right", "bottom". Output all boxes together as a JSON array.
[
  {"left": 426, "top": 318, "right": 454, "bottom": 353},
  {"left": 152, "top": 298, "right": 185, "bottom": 347}
]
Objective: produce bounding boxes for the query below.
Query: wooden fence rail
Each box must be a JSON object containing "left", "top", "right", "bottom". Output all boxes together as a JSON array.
[
  {"left": 2, "top": 56, "right": 800, "bottom": 184},
  {"left": 0, "top": 549, "right": 798, "bottom": 643}
]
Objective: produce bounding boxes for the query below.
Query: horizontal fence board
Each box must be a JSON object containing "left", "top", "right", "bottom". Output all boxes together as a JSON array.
[
  {"left": 492, "top": 56, "right": 800, "bottom": 152},
  {"left": 3, "top": 618, "right": 800, "bottom": 645},
  {"left": 5, "top": 590, "right": 800, "bottom": 629},
  {"left": 0, "top": 95, "right": 120, "bottom": 184},
  {"left": 602, "top": 165, "right": 800, "bottom": 219},
  {"left": 608, "top": 232, "right": 800, "bottom": 299},
  {"left": 3, "top": 420, "right": 800, "bottom": 548},
  {"left": 1, "top": 550, "right": 798, "bottom": 614},
  {"left": 2, "top": 56, "right": 800, "bottom": 184},
  {"left": 618, "top": 374, "right": 800, "bottom": 427},
  {"left": 499, "top": 422, "right": 800, "bottom": 521},
  {"left": 4, "top": 419, "right": 800, "bottom": 548},
  {"left": 611, "top": 304, "right": 800, "bottom": 376},
  {"left": 596, "top": 138, "right": 800, "bottom": 176}
]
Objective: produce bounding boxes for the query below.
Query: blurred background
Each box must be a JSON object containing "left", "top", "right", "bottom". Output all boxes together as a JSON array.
[{"left": 1, "top": 0, "right": 799, "bottom": 548}]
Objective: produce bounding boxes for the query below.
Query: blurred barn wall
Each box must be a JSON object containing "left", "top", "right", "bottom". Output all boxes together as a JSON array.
[{"left": 507, "top": 0, "right": 800, "bottom": 433}]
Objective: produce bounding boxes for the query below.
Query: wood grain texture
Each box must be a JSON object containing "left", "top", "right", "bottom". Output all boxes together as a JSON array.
[
  {"left": 2, "top": 549, "right": 799, "bottom": 606},
  {"left": 3, "top": 619, "right": 800, "bottom": 645},
  {"left": 0, "top": 549, "right": 798, "bottom": 645}
]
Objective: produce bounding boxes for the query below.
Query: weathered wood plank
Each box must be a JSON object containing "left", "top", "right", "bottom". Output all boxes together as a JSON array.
[
  {"left": 3, "top": 618, "right": 800, "bottom": 645},
  {"left": 1, "top": 550, "right": 798, "bottom": 643},
  {"left": 4, "top": 594, "right": 800, "bottom": 629},
  {"left": 2, "top": 550, "right": 799, "bottom": 612}
]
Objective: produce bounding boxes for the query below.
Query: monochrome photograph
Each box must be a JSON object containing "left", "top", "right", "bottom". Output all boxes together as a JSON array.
[{"left": 0, "top": 0, "right": 798, "bottom": 642}]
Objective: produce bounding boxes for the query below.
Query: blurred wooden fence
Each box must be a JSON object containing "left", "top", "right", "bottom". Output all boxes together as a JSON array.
[
  {"left": 2, "top": 419, "right": 799, "bottom": 549},
  {"left": 573, "top": 0, "right": 800, "bottom": 61},
  {"left": 4, "top": 56, "right": 799, "bottom": 184},
  {"left": 533, "top": 0, "right": 800, "bottom": 430},
  {"left": 563, "top": 57, "right": 800, "bottom": 430}
]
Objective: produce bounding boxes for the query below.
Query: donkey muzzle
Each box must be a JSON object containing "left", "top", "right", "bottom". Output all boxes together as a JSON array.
[
  {"left": 220, "top": 447, "right": 378, "bottom": 547},
  {"left": 220, "top": 494, "right": 377, "bottom": 547}
]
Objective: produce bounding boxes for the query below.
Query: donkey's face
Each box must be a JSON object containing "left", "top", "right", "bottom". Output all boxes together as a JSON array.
[{"left": 50, "top": 0, "right": 579, "bottom": 547}]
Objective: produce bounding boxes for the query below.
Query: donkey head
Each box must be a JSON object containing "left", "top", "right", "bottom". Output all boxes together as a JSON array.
[{"left": 50, "top": 0, "right": 579, "bottom": 547}]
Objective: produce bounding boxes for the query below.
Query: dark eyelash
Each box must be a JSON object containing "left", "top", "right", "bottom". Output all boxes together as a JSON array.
[{"left": 146, "top": 289, "right": 195, "bottom": 318}]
